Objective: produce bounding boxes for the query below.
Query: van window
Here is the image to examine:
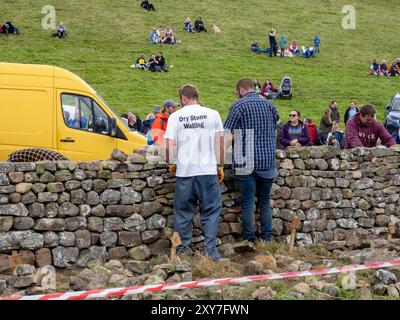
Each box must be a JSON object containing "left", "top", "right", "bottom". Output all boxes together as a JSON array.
[{"left": 61, "top": 94, "right": 110, "bottom": 135}]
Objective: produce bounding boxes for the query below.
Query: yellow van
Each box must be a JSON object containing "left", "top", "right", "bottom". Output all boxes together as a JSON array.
[{"left": 0, "top": 63, "right": 146, "bottom": 161}]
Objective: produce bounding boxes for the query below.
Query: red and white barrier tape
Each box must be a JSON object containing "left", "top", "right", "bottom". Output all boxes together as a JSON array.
[{"left": 2, "top": 259, "right": 400, "bottom": 300}]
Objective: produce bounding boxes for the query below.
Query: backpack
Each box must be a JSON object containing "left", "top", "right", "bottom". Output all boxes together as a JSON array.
[
  {"left": 147, "top": 118, "right": 165, "bottom": 145},
  {"left": 332, "top": 131, "right": 345, "bottom": 149},
  {"left": 314, "top": 127, "right": 326, "bottom": 145}
]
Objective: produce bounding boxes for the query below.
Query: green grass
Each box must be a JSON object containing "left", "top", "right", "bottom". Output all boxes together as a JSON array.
[{"left": 2, "top": 0, "right": 399, "bottom": 124}]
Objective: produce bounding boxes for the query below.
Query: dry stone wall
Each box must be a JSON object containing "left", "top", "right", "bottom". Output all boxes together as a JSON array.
[{"left": 0, "top": 146, "right": 399, "bottom": 269}]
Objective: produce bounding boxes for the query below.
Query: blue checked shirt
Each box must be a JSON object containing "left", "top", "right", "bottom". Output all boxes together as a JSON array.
[{"left": 224, "top": 92, "right": 278, "bottom": 172}]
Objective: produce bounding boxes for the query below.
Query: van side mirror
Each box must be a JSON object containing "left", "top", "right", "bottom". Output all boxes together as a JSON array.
[{"left": 109, "top": 118, "right": 117, "bottom": 137}]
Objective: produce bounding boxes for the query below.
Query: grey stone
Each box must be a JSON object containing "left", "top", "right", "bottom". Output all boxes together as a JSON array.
[
  {"left": 75, "top": 230, "right": 91, "bottom": 249},
  {"left": 52, "top": 247, "right": 79, "bottom": 268},
  {"left": 44, "top": 231, "right": 59, "bottom": 248},
  {"left": 38, "top": 192, "right": 58, "bottom": 203},
  {"left": 0, "top": 194, "right": 9, "bottom": 204},
  {"left": 58, "top": 202, "right": 80, "bottom": 218},
  {"left": 88, "top": 217, "right": 104, "bottom": 233},
  {"left": 13, "top": 217, "right": 34, "bottom": 230},
  {"left": 9, "top": 275, "right": 33, "bottom": 288},
  {"left": 100, "top": 189, "right": 121, "bottom": 205},
  {"left": 20, "top": 191, "right": 37, "bottom": 204},
  {"left": 244, "top": 261, "right": 264, "bottom": 275},
  {"left": 142, "top": 202, "right": 163, "bottom": 218},
  {"left": 45, "top": 203, "right": 59, "bottom": 218},
  {"left": 375, "top": 215, "right": 390, "bottom": 227},
  {"left": 125, "top": 260, "right": 151, "bottom": 274},
  {"left": 66, "top": 216, "right": 87, "bottom": 231},
  {"left": 0, "top": 185, "right": 15, "bottom": 194},
  {"left": 21, "top": 233, "right": 44, "bottom": 250},
  {"left": 321, "top": 285, "right": 340, "bottom": 297},
  {"left": 91, "top": 204, "right": 105, "bottom": 217},
  {"left": 132, "top": 179, "right": 147, "bottom": 192},
  {"left": 336, "top": 218, "right": 358, "bottom": 229},
  {"left": 0, "top": 203, "right": 29, "bottom": 217},
  {"left": 81, "top": 180, "right": 93, "bottom": 191},
  {"left": 71, "top": 189, "right": 86, "bottom": 205},
  {"left": 32, "top": 183, "right": 47, "bottom": 194},
  {"left": 141, "top": 230, "right": 161, "bottom": 244},
  {"left": 14, "top": 163, "right": 35, "bottom": 172},
  {"left": 73, "top": 169, "right": 87, "bottom": 181},
  {"left": 315, "top": 159, "right": 328, "bottom": 170},
  {"left": 0, "top": 231, "right": 32, "bottom": 251},
  {"left": 65, "top": 180, "right": 81, "bottom": 191},
  {"left": 374, "top": 269, "right": 397, "bottom": 285},
  {"left": 104, "top": 217, "right": 124, "bottom": 231},
  {"left": 59, "top": 232, "right": 76, "bottom": 246},
  {"left": 372, "top": 284, "right": 388, "bottom": 296},
  {"left": 14, "top": 264, "right": 36, "bottom": 276},
  {"left": 124, "top": 214, "right": 147, "bottom": 232},
  {"left": 0, "top": 216, "right": 14, "bottom": 232},
  {"left": 86, "top": 191, "right": 100, "bottom": 205},
  {"left": 355, "top": 178, "right": 374, "bottom": 190},
  {"left": 121, "top": 187, "right": 142, "bottom": 204},
  {"left": 46, "top": 182, "right": 64, "bottom": 193},
  {"left": 60, "top": 190, "right": 75, "bottom": 203},
  {"left": 40, "top": 172, "right": 56, "bottom": 183},
  {"left": 93, "top": 179, "right": 108, "bottom": 193},
  {"left": 34, "top": 218, "right": 66, "bottom": 231},
  {"left": 111, "top": 149, "right": 128, "bottom": 162},
  {"left": 129, "top": 245, "right": 152, "bottom": 261},
  {"left": 15, "top": 183, "right": 32, "bottom": 194},
  {"left": 118, "top": 231, "right": 142, "bottom": 247},
  {"left": 147, "top": 214, "right": 167, "bottom": 230},
  {"left": 76, "top": 246, "right": 108, "bottom": 268},
  {"left": 100, "top": 231, "right": 118, "bottom": 248},
  {"left": 0, "top": 163, "right": 15, "bottom": 174},
  {"left": 80, "top": 204, "right": 91, "bottom": 217},
  {"left": 55, "top": 170, "right": 73, "bottom": 182},
  {"left": 272, "top": 218, "right": 283, "bottom": 236}
]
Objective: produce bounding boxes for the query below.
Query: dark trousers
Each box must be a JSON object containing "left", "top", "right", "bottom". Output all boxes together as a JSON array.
[
  {"left": 236, "top": 173, "right": 274, "bottom": 240},
  {"left": 174, "top": 175, "right": 221, "bottom": 252}
]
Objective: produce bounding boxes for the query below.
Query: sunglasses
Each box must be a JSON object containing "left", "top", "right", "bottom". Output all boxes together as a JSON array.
[{"left": 289, "top": 114, "right": 298, "bottom": 117}]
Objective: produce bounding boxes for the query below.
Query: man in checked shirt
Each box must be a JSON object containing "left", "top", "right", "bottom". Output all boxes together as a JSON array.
[{"left": 224, "top": 78, "right": 279, "bottom": 243}]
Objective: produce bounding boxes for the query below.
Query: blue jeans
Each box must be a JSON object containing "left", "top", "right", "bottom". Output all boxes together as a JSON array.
[
  {"left": 174, "top": 175, "right": 222, "bottom": 254},
  {"left": 236, "top": 173, "right": 274, "bottom": 241}
]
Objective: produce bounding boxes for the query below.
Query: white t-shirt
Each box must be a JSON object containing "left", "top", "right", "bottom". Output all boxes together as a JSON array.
[{"left": 164, "top": 104, "right": 223, "bottom": 177}]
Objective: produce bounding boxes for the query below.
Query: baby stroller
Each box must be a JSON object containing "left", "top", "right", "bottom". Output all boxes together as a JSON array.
[{"left": 278, "top": 76, "right": 293, "bottom": 98}]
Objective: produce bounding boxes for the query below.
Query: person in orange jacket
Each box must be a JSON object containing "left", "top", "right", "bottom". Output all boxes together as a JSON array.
[{"left": 151, "top": 99, "right": 178, "bottom": 145}]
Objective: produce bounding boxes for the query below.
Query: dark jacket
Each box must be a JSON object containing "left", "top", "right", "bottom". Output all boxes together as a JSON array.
[
  {"left": 330, "top": 106, "right": 340, "bottom": 123},
  {"left": 320, "top": 114, "right": 333, "bottom": 139},
  {"left": 280, "top": 121, "right": 310, "bottom": 147},
  {"left": 344, "top": 106, "right": 359, "bottom": 125}
]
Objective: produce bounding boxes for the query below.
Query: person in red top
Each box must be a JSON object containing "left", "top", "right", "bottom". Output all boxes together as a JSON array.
[
  {"left": 304, "top": 117, "right": 318, "bottom": 145},
  {"left": 151, "top": 99, "right": 178, "bottom": 145},
  {"left": 345, "top": 104, "right": 395, "bottom": 149}
]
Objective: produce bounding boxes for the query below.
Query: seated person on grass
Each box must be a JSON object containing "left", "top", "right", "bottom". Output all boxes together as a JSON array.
[
  {"left": 195, "top": 17, "right": 207, "bottom": 32},
  {"left": 0, "top": 21, "right": 20, "bottom": 35},
  {"left": 369, "top": 59, "right": 380, "bottom": 75},
  {"left": 149, "top": 29, "right": 159, "bottom": 44},
  {"left": 184, "top": 18, "right": 194, "bottom": 32},
  {"left": 141, "top": 0, "right": 156, "bottom": 11},
  {"left": 134, "top": 55, "right": 148, "bottom": 70}
]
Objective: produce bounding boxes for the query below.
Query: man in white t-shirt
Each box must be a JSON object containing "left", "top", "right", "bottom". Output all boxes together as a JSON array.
[{"left": 164, "top": 84, "right": 224, "bottom": 261}]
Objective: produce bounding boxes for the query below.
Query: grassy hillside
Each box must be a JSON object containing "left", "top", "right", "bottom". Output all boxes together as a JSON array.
[{"left": 1, "top": 0, "right": 399, "bottom": 123}]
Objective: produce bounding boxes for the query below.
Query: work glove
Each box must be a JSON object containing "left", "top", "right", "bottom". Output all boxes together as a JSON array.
[
  {"left": 217, "top": 165, "right": 224, "bottom": 183},
  {"left": 169, "top": 164, "right": 177, "bottom": 175}
]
